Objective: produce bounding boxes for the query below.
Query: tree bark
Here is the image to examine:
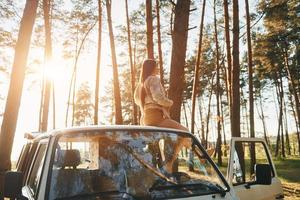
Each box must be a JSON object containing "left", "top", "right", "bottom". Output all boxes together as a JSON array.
[
  {"left": 38, "top": 68, "right": 45, "bottom": 131},
  {"left": 198, "top": 96, "right": 205, "bottom": 146},
  {"left": 231, "top": 0, "right": 240, "bottom": 138},
  {"left": 289, "top": 90, "right": 300, "bottom": 155},
  {"left": 245, "top": 0, "right": 255, "bottom": 174},
  {"left": 183, "top": 102, "right": 189, "bottom": 128},
  {"left": 283, "top": 94, "right": 291, "bottom": 155},
  {"left": 283, "top": 45, "right": 300, "bottom": 134},
  {"left": 205, "top": 73, "right": 215, "bottom": 149},
  {"left": 156, "top": 0, "right": 164, "bottom": 86},
  {"left": 71, "top": 69, "right": 77, "bottom": 126},
  {"left": 191, "top": 0, "right": 206, "bottom": 134},
  {"left": 256, "top": 91, "right": 269, "bottom": 146},
  {"left": 275, "top": 81, "right": 282, "bottom": 157},
  {"left": 146, "top": 0, "right": 154, "bottom": 59},
  {"left": 169, "top": 0, "right": 190, "bottom": 122},
  {"left": 125, "top": 0, "right": 138, "bottom": 125},
  {"left": 106, "top": 0, "right": 123, "bottom": 124},
  {"left": 223, "top": 0, "right": 232, "bottom": 125},
  {"left": 220, "top": 95, "right": 227, "bottom": 157},
  {"left": 40, "top": 0, "right": 53, "bottom": 132},
  {"left": 52, "top": 80, "right": 56, "bottom": 129},
  {"left": 0, "top": 0, "right": 39, "bottom": 195},
  {"left": 213, "top": 0, "right": 222, "bottom": 166},
  {"left": 279, "top": 74, "right": 286, "bottom": 158},
  {"left": 275, "top": 74, "right": 285, "bottom": 157},
  {"left": 94, "top": 0, "right": 102, "bottom": 125},
  {"left": 231, "top": 0, "right": 244, "bottom": 179}
]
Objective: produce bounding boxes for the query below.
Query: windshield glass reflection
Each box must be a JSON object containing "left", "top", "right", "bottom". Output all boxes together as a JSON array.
[{"left": 49, "top": 130, "right": 227, "bottom": 199}]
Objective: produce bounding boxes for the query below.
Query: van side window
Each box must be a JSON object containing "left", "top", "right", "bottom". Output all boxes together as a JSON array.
[
  {"left": 27, "top": 143, "right": 47, "bottom": 196},
  {"left": 16, "top": 143, "right": 31, "bottom": 172},
  {"left": 23, "top": 143, "right": 38, "bottom": 185}
]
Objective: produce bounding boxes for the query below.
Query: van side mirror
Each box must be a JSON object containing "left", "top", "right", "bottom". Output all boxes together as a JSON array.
[
  {"left": 255, "top": 164, "right": 272, "bottom": 185},
  {"left": 4, "top": 171, "right": 27, "bottom": 199}
]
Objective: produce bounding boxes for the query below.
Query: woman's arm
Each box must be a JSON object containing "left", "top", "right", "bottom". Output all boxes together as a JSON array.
[{"left": 148, "top": 76, "right": 173, "bottom": 107}]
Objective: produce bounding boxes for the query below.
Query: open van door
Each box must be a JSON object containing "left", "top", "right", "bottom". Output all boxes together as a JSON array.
[{"left": 227, "top": 137, "right": 284, "bottom": 200}]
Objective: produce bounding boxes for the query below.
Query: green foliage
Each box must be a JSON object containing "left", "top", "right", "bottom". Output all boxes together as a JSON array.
[
  {"left": 62, "top": 0, "right": 98, "bottom": 59},
  {"left": 183, "top": 26, "right": 216, "bottom": 102},
  {"left": 74, "top": 82, "right": 94, "bottom": 126},
  {"left": 254, "top": 0, "right": 300, "bottom": 86}
]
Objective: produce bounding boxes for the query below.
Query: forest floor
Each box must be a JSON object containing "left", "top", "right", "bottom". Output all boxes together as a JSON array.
[
  {"left": 216, "top": 156, "right": 300, "bottom": 199},
  {"left": 274, "top": 156, "right": 300, "bottom": 199}
]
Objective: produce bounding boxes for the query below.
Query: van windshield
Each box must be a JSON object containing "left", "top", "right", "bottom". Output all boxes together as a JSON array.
[{"left": 49, "top": 130, "right": 228, "bottom": 200}]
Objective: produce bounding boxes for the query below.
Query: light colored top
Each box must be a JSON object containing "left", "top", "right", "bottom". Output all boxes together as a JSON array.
[{"left": 134, "top": 75, "right": 173, "bottom": 119}]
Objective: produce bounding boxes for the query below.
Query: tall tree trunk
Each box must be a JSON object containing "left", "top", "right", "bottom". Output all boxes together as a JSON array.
[
  {"left": 169, "top": 0, "right": 191, "bottom": 122},
  {"left": 231, "top": 0, "right": 240, "bottom": 138},
  {"left": 0, "top": 0, "right": 39, "bottom": 195},
  {"left": 183, "top": 102, "right": 189, "bottom": 128},
  {"left": 40, "top": 0, "right": 53, "bottom": 132},
  {"left": 71, "top": 70, "right": 77, "bottom": 126},
  {"left": 245, "top": 0, "right": 255, "bottom": 174},
  {"left": 39, "top": 68, "right": 45, "bottom": 131},
  {"left": 256, "top": 91, "right": 269, "bottom": 145},
  {"left": 146, "top": 0, "right": 154, "bottom": 59},
  {"left": 205, "top": 73, "right": 215, "bottom": 149},
  {"left": 231, "top": 0, "right": 244, "bottom": 180},
  {"left": 289, "top": 90, "right": 300, "bottom": 155},
  {"left": 106, "top": 0, "right": 123, "bottom": 124},
  {"left": 198, "top": 96, "right": 205, "bottom": 146},
  {"left": 125, "top": 0, "right": 137, "bottom": 125},
  {"left": 191, "top": 0, "right": 206, "bottom": 134},
  {"left": 133, "top": 36, "right": 142, "bottom": 123},
  {"left": 65, "top": 22, "right": 97, "bottom": 126},
  {"left": 220, "top": 95, "right": 227, "bottom": 157},
  {"left": 283, "top": 95, "right": 291, "bottom": 155},
  {"left": 223, "top": 0, "right": 232, "bottom": 126},
  {"left": 52, "top": 80, "right": 56, "bottom": 129},
  {"left": 213, "top": 0, "right": 222, "bottom": 166},
  {"left": 94, "top": 0, "right": 102, "bottom": 125},
  {"left": 275, "top": 81, "right": 282, "bottom": 157},
  {"left": 279, "top": 74, "right": 286, "bottom": 158},
  {"left": 275, "top": 75, "right": 285, "bottom": 157},
  {"left": 155, "top": 0, "right": 164, "bottom": 86},
  {"left": 279, "top": 73, "right": 286, "bottom": 158},
  {"left": 283, "top": 46, "right": 300, "bottom": 133}
]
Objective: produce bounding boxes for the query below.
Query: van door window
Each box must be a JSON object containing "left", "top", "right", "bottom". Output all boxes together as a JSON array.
[
  {"left": 27, "top": 143, "right": 47, "bottom": 196},
  {"left": 232, "top": 141, "right": 274, "bottom": 185},
  {"left": 16, "top": 143, "right": 31, "bottom": 172},
  {"left": 23, "top": 143, "right": 38, "bottom": 184}
]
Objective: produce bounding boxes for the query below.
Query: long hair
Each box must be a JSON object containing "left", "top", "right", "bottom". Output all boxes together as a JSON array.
[{"left": 139, "top": 59, "right": 157, "bottom": 108}]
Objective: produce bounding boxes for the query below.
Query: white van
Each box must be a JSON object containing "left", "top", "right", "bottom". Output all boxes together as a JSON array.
[{"left": 3, "top": 126, "right": 284, "bottom": 200}]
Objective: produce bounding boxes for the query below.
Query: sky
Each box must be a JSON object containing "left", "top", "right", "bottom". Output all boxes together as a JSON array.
[{"left": 0, "top": 0, "right": 296, "bottom": 161}]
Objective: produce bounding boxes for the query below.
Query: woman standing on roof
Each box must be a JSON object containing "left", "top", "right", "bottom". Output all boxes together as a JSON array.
[{"left": 134, "top": 59, "right": 188, "bottom": 132}]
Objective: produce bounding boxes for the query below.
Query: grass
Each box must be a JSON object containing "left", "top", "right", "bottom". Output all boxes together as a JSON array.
[
  {"left": 273, "top": 156, "right": 300, "bottom": 200},
  {"left": 214, "top": 155, "right": 300, "bottom": 199},
  {"left": 273, "top": 156, "right": 300, "bottom": 183}
]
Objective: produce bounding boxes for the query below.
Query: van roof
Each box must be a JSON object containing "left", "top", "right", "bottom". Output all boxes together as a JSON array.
[{"left": 26, "top": 125, "right": 190, "bottom": 141}]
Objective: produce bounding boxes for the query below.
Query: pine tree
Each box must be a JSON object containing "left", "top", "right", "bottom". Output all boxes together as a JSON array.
[{"left": 0, "top": 0, "right": 39, "bottom": 188}]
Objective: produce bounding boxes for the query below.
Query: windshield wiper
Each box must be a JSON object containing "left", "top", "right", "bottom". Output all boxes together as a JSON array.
[
  {"left": 54, "top": 190, "right": 135, "bottom": 200},
  {"left": 150, "top": 181, "right": 226, "bottom": 197}
]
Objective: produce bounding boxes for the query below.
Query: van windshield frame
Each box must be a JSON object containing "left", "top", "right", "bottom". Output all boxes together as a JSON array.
[{"left": 46, "top": 129, "right": 230, "bottom": 200}]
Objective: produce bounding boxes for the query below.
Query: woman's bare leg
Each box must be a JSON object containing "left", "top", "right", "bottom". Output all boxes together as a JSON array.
[
  {"left": 158, "top": 119, "right": 189, "bottom": 172},
  {"left": 158, "top": 119, "right": 189, "bottom": 132}
]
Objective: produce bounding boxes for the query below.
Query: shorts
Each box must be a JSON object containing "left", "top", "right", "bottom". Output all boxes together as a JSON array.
[{"left": 143, "top": 109, "right": 164, "bottom": 126}]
